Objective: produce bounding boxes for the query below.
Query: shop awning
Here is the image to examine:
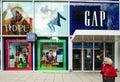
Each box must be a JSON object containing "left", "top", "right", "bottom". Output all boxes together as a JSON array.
[{"left": 72, "top": 30, "right": 120, "bottom": 42}]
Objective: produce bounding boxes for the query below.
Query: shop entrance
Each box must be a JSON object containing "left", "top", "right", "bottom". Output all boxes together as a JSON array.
[
  {"left": 72, "top": 36, "right": 114, "bottom": 71},
  {"left": 73, "top": 49, "right": 81, "bottom": 70},
  {"left": 84, "top": 48, "right": 93, "bottom": 70}
]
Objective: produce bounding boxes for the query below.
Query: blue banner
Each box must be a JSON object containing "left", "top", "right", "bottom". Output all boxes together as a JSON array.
[{"left": 70, "top": 3, "right": 119, "bottom": 35}]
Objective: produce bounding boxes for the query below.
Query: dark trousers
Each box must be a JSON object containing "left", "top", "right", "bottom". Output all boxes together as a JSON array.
[{"left": 103, "top": 77, "right": 115, "bottom": 82}]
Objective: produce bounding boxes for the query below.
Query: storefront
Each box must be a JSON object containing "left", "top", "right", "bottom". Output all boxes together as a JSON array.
[
  {"left": 71, "top": 30, "right": 120, "bottom": 71},
  {"left": 34, "top": 1, "right": 69, "bottom": 71},
  {"left": 69, "top": 2, "right": 120, "bottom": 71},
  {"left": 3, "top": 37, "right": 68, "bottom": 71},
  {"left": 1, "top": 0, "right": 69, "bottom": 71},
  {"left": 1, "top": 0, "right": 120, "bottom": 72}
]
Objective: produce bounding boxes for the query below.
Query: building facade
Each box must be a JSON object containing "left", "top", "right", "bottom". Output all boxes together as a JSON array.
[{"left": 0, "top": 0, "right": 120, "bottom": 72}]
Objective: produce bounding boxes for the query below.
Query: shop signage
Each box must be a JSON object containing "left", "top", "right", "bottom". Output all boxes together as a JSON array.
[
  {"left": 85, "top": 11, "right": 106, "bottom": 27},
  {"left": 27, "top": 33, "right": 37, "bottom": 42},
  {"left": 70, "top": 3, "right": 119, "bottom": 35}
]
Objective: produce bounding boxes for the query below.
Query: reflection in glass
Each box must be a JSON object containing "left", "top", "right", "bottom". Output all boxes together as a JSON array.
[
  {"left": 73, "top": 49, "right": 81, "bottom": 70},
  {"left": 105, "top": 42, "right": 114, "bottom": 65},
  {"left": 95, "top": 42, "right": 104, "bottom": 70},
  {"left": 73, "top": 42, "right": 82, "bottom": 70},
  {"left": 84, "top": 42, "right": 93, "bottom": 70}
]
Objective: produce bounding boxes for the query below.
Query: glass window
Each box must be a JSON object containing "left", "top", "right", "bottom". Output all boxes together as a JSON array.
[
  {"left": 73, "top": 42, "right": 82, "bottom": 70},
  {"left": 2, "top": 2, "right": 33, "bottom": 35},
  {"left": 5, "top": 39, "right": 32, "bottom": 70},
  {"left": 94, "top": 42, "right": 104, "bottom": 70},
  {"left": 35, "top": 2, "right": 68, "bottom": 36},
  {"left": 83, "top": 42, "right": 93, "bottom": 70},
  {"left": 37, "top": 40, "right": 66, "bottom": 70},
  {"left": 105, "top": 42, "right": 114, "bottom": 65}
]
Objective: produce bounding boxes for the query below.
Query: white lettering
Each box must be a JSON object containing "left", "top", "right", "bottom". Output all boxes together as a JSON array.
[
  {"left": 85, "top": 11, "right": 90, "bottom": 26},
  {"left": 5, "top": 25, "right": 29, "bottom": 33},
  {"left": 92, "top": 11, "right": 98, "bottom": 26},
  {"left": 11, "top": 25, "right": 17, "bottom": 32},
  {"left": 100, "top": 11, "right": 106, "bottom": 26},
  {"left": 84, "top": 11, "right": 106, "bottom": 27}
]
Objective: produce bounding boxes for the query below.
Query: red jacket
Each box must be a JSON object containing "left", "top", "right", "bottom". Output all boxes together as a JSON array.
[{"left": 100, "top": 64, "right": 117, "bottom": 78}]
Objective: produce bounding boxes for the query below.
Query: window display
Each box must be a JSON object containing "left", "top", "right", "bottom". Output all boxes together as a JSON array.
[
  {"left": 37, "top": 39, "right": 66, "bottom": 70},
  {"left": 5, "top": 39, "right": 32, "bottom": 70}
]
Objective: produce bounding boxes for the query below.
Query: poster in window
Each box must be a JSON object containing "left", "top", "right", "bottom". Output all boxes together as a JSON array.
[
  {"left": 2, "top": 2, "right": 33, "bottom": 35},
  {"left": 35, "top": 2, "right": 68, "bottom": 36},
  {"left": 57, "top": 55, "right": 63, "bottom": 62}
]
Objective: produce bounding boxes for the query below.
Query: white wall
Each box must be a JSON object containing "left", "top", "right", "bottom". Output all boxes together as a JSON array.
[
  {"left": 117, "top": 41, "right": 120, "bottom": 71},
  {"left": 68, "top": 38, "right": 72, "bottom": 71},
  {"left": 115, "top": 36, "right": 120, "bottom": 71}
]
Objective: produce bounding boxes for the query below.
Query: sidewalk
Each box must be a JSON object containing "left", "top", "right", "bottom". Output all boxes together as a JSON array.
[{"left": 0, "top": 71, "right": 120, "bottom": 82}]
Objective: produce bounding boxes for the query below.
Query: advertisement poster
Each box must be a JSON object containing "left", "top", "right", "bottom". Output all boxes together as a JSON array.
[
  {"left": 35, "top": 2, "right": 68, "bottom": 36},
  {"left": 2, "top": 2, "right": 33, "bottom": 35},
  {"left": 70, "top": 3, "right": 119, "bottom": 35},
  {"left": 5, "top": 39, "right": 32, "bottom": 70}
]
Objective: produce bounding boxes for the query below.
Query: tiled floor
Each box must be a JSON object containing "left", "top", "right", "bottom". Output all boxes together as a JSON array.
[{"left": 0, "top": 71, "right": 120, "bottom": 82}]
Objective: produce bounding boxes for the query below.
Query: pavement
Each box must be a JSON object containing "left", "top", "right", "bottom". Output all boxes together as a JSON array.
[{"left": 0, "top": 71, "right": 120, "bottom": 82}]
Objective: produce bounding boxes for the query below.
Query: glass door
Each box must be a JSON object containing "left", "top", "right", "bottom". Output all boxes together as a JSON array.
[
  {"left": 94, "top": 42, "right": 104, "bottom": 70},
  {"left": 72, "top": 42, "right": 82, "bottom": 70},
  {"left": 72, "top": 36, "right": 115, "bottom": 71},
  {"left": 83, "top": 42, "right": 93, "bottom": 70},
  {"left": 73, "top": 49, "right": 81, "bottom": 70},
  {"left": 105, "top": 42, "right": 114, "bottom": 65}
]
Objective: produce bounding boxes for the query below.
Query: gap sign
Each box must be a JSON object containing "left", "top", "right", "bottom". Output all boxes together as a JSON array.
[
  {"left": 70, "top": 3, "right": 119, "bottom": 35},
  {"left": 27, "top": 33, "right": 37, "bottom": 42}
]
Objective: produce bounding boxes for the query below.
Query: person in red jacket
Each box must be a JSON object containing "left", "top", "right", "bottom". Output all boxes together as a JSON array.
[{"left": 100, "top": 57, "right": 117, "bottom": 82}]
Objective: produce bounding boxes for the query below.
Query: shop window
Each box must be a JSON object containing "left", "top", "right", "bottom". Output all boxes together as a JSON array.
[
  {"left": 94, "top": 42, "right": 104, "bottom": 70},
  {"left": 73, "top": 42, "right": 82, "bottom": 70},
  {"left": 2, "top": 2, "right": 33, "bottom": 35},
  {"left": 37, "top": 40, "right": 66, "bottom": 70},
  {"left": 83, "top": 42, "right": 93, "bottom": 70},
  {"left": 105, "top": 42, "right": 114, "bottom": 65},
  {"left": 5, "top": 39, "right": 32, "bottom": 70}
]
